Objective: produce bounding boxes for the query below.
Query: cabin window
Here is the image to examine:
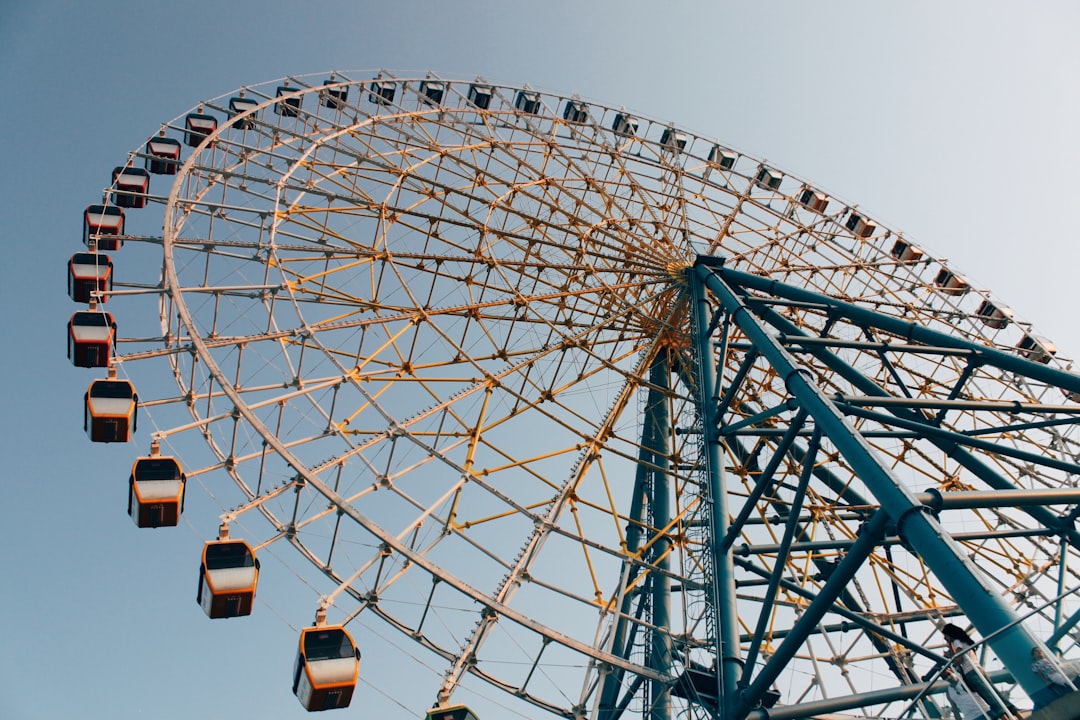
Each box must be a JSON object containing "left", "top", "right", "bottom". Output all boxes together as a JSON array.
[
  {"left": 90, "top": 381, "right": 134, "bottom": 399},
  {"left": 205, "top": 542, "right": 255, "bottom": 570},
  {"left": 305, "top": 629, "right": 354, "bottom": 660},
  {"left": 135, "top": 459, "right": 182, "bottom": 481}
]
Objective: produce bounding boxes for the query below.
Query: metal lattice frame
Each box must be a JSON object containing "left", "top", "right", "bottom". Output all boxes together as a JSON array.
[{"left": 83, "top": 71, "right": 1080, "bottom": 720}]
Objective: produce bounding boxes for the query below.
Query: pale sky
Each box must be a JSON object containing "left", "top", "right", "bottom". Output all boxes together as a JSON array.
[{"left": 3, "top": 2, "right": 1080, "bottom": 718}]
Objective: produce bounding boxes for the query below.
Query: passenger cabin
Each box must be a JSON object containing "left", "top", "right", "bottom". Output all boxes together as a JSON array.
[
  {"left": 798, "top": 187, "right": 829, "bottom": 213},
  {"left": 467, "top": 84, "right": 492, "bottom": 109},
  {"left": 84, "top": 377, "right": 137, "bottom": 443},
  {"left": 1017, "top": 334, "right": 1057, "bottom": 364},
  {"left": 755, "top": 166, "right": 782, "bottom": 191},
  {"left": 612, "top": 113, "right": 638, "bottom": 138},
  {"left": 145, "top": 136, "right": 181, "bottom": 175},
  {"left": 83, "top": 204, "right": 125, "bottom": 251},
  {"left": 111, "top": 166, "right": 150, "bottom": 208},
  {"left": 184, "top": 112, "right": 218, "bottom": 147},
  {"left": 197, "top": 539, "right": 259, "bottom": 618},
  {"left": 563, "top": 100, "right": 588, "bottom": 124},
  {"left": 129, "top": 454, "right": 185, "bottom": 528},
  {"left": 890, "top": 238, "right": 924, "bottom": 263},
  {"left": 934, "top": 268, "right": 970, "bottom": 296},
  {"left": 321, "top": 81, "right": 348, "bottom": 109},
  {"left": 514, "top": 90, "right": 540, "bottom": 114},
  {"left": 420, "top": 80, "right": 445, "bottom": 105},
  {"left": 425, "top": 706, "right": 480, "bottom": 720},
  {"left": 661, "top": 128, "right": 687, "bottom": 152},
  {"left": 974, "top": 298, "right": 1013, "bottom": 329},
  {"left": 707, "top": 145, "right": 736, "bottom": 169},
  {"left": 275, "top": 86, "right": 302, "bottom": 117},
  {"left": 369, "top": 81, "right": 396, "bottom": 106},
  {"left": 845, "top": 212, "right": 876, "bottom": 238},
  {"left": 68, "top": 310, "right": 116, "bottom": 368},
  {"left": 68, "top": 252, "right": 113, "bottom": 304},
  {"left": 293, "top": 626, "right": 361, "bottom": 711},
  {"left": 229, "top": 96, "right": 259, "bottom": 129}
]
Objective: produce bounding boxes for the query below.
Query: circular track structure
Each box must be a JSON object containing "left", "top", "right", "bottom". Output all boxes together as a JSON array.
[{"left": 80, "top": 71, "right": 1080, "bottom": 720}]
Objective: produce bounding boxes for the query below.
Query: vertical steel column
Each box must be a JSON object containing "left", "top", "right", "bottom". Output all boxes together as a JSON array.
[
  {"left": 691, "top": 271, "right": 742, "bottom": 714},
  {"left": 647, "top": 354, "right": 673, "bottom": 720},
  {"left": 600, "top": 405, "right": 657, "bottom": 720},
  {"left": 696, "top": 262, "right": 1048, "bottom": 701}
]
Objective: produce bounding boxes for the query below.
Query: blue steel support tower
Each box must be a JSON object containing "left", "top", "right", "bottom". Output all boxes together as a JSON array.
[{"left": 678, "top": 255, "right": 1080, "bottom": 719}]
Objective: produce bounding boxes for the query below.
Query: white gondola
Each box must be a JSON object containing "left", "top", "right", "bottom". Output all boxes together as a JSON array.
[
  {"left": 707, "top": 145, "right": 736, "bottom": 169},
  {"left": 755, "top": 165, "right": 782, "bottom": 191},
  {"left": 974, "top": 298, "right": 1013, "bottom": 329},
  {"left": 145, "top": 134, "right": 181, "bottom": 175},
  {"left": 321, "top": 80, "right": 348, "bottom": 109},
  {"left": 128, "top": 451, "right": 185, "bottom": 528},
  {"left": 84, "top": 376, "right": 137, "bottom": 443},
  {"left": 798, "top": 187, "right": 829, "bottom": 213},
  {"left": 846, "top": 212, "right": 876, "bottom": 238},
  {"left": 890, "top": 238, "right": 924, "bottom": 263},
  {"left": 612, "top": 112, "right": 638, "bottom": 138},
  {"left": 563, "top": 100, "right": 588, "bottom": 124},
  {"left": 83, "top": 204, "right": 125, "bottom": 251},
  {"left": 661, "top": 128, "right": 687, "bottom": 152},
  {"left": 293, "top": 625, "right": 360, "bottom": 711},
  {"left": 68, "top": 310, "right": 115, "bottom": 368},
  {"left": 1017, "top": 334, "right": 1057, "bottom": 364},
  {"left": 68, "top": 252, "right": 113, "bottom": 304},
  {"left": 420, "top": 80, "right": 445, "bottom": 106},
  {"left": 197, "top": 539, "right": 259, "bottom": 618},
  {"left": 184, "top": 111, "right": 217, "bottom": 147},
  {"left": 229, "top": 95, "right": 259, "bottom": 129},
  {"left": 934, "top": 268, "right": 970, "bottom": 296},
  {"left": 369, "top": 81, "right": 396, "bottom": 106},
  {"left": 467, "top": 84, "right": 492, "bottom": 109},
  {"left": 111, "top": 166, "right": 150, "bottom": 208},
  {"left": 514, "top": 90, "right": 540, "bottom": 114},
  {"left": 275, "top": 85, "right": 302, "bottom": 117}
]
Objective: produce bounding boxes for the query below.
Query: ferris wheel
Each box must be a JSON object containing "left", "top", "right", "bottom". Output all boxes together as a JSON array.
[{"left": 72, "top": 71, "right": 1080, "bottom": 720}]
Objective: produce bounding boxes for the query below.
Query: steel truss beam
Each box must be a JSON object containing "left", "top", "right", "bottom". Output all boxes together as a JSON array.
[{"left": 686, "top": 257, "right": 1080, "bottom": 719}]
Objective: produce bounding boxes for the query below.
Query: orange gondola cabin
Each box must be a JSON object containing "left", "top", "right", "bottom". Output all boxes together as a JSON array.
[
  {"left": 68, "top": 252, "right": 113, "bottom": 304},
  {"left": 321, "top": 80, "right": 349, "bottom": 109},
  {"left": 84, "top": 377, "right": 137, "bottom": 443},
  {"left": 185, "top": 111, "right": 217, "bottom": 147},
  {"left": 68, "top": 310, "right": 116, "bottom": 368},
  {"left": 425, "top": 705, "right": 480, "bottom": 720},
  {"left": 128, "top": 454, "right": 185, "bottom": 528},
  {"left": 83, "top": 204, "right": 125, "bottom": 251},
  {"left": 293, "top": 625, "right": 361, "bottom": 711},
  {"left": 111, "top": 166, "right": 150, "bottom": 208},
  {"left": 197, "top": 539, "right": 259, "bottom": 618},
  {"left": 145, "top": 135, "right": 181, "bottom": 175},
  {"left": 228, "top": 95, "right": 259, "bottom": 129}
]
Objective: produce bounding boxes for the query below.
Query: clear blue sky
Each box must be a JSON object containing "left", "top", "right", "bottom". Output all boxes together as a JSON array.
[{"left": 3, "top": 2, "right": 1080, "bottom": 718}]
